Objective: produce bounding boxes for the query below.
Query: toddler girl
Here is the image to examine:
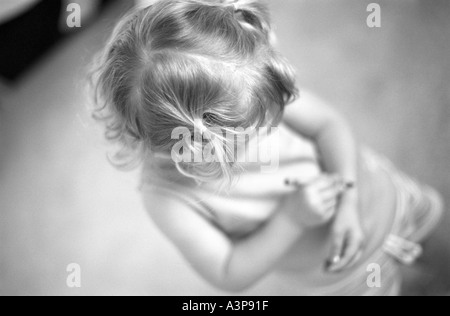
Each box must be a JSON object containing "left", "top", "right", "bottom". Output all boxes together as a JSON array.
[{"left": 90, "top": 0, "right": 444, "bottom": 295}]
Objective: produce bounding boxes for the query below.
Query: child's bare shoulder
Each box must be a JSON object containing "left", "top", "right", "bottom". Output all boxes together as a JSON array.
[
  {"left": 141, "top": 184, "right": 207, "bottom": 230},
  {"left": 142, "top": 186, "right": 183, "bottom": 215}
]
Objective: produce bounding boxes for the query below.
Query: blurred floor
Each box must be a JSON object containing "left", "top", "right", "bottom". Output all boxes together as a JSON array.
[{"left": 0, "top": 0, "right": 449, "bottom": 296}]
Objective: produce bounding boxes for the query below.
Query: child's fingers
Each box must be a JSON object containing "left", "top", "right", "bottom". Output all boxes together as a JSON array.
[
  {"left": 328, "top": 233, "right": 364, "bottom": 272},
  {"left": 320, "top": 188, "right": 341, "bottom": 202},
  {"left": 318, "top": 176, "right": 346, "bottom": 196},
  {"left": 308, "top": 175, "right": 334, "bottom": 191},
  {"left": 319, "top": 184, "right": 345, "bottom": 206},
  {"left": 326, "top": 231, "right": 346, "bottom": 271},
  {"left": 322, "top": 207, "right": 337, "bottom": 222},
  {"left": 346, "top": 250, "right": 364, "bottom": 269},
  {"left": 287, "top": 175, "right": 343, "bottom": 194},
  {"left": 323, "top": 199, "right": 338, "bottom": 212}
]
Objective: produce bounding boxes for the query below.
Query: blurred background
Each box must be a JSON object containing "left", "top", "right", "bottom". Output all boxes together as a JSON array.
[{"left": 0, "top": 0, "right": 449, "bottom": 296}]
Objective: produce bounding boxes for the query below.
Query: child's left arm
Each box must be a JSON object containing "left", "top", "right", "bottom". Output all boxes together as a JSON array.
[{"left": 283, "top": 91, "right": 365, "bottom": 273}]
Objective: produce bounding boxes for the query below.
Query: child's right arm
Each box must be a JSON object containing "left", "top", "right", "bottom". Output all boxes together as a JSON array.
[{"left": 144, "top": 192, "right": 304, "bottom": 293}]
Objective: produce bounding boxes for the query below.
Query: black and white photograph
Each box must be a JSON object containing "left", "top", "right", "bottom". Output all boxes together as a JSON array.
[{"left": 0, "top": 0, "right": 449, "bottom": 298}]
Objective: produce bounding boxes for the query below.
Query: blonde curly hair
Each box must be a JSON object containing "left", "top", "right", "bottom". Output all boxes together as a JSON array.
[{"left": 89, "top": 0, "right": 298, "bottom": 184}]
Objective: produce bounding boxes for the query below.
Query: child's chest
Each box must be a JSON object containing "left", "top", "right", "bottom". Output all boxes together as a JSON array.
[{"left": 193, "top": 125, "right": 323, "bottom": 237}]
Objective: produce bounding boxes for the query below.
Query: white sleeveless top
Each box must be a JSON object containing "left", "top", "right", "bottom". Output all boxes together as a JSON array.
[{"left": 141, "top": 123, "right": 397, "bottom": 274}]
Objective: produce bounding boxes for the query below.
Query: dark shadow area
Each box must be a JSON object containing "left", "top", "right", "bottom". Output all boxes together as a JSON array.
[{"left": 0, "top": 0, "right": 117, "bottom": 82}]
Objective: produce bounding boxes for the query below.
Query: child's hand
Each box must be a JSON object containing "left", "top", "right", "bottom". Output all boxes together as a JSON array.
[
  {"left": 284, "top": 175, "right": 344, "bottom": 227},
  {"left": 326, "top": 200, "right": 365, "bottom": 273}
]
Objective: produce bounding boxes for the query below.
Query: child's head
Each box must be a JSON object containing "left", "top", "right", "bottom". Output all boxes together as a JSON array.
[{"left": 90, "top": 0, "right": 298, "bottom": 183}]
